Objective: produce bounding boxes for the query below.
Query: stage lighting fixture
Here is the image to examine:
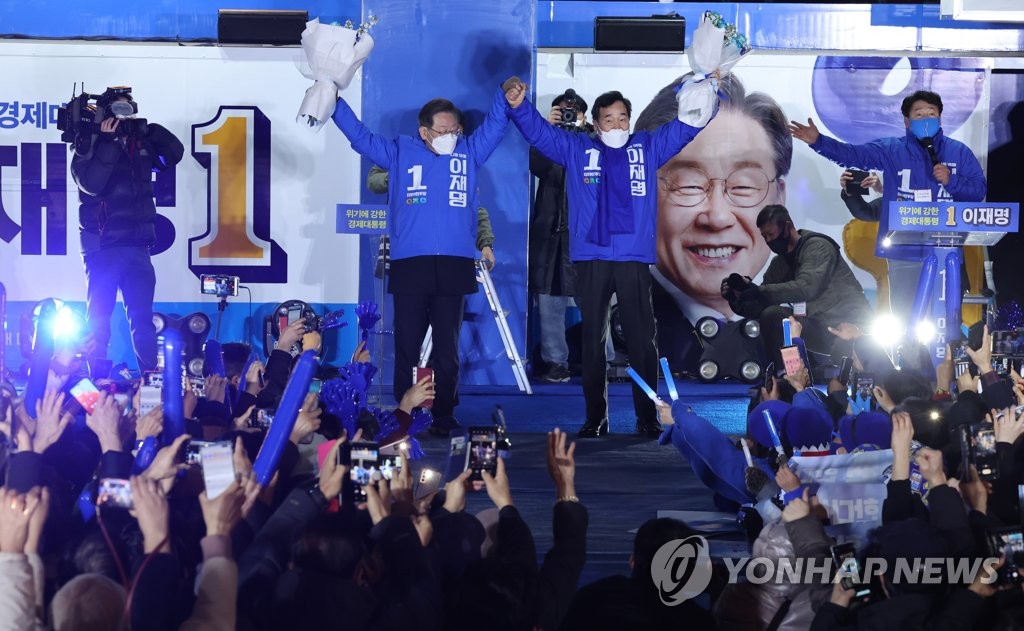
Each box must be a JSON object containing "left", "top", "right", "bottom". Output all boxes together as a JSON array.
[
  {"left": 740, "top": 361, "right": 762, "bottom": 381},
  {"left": 743, "top": 319, "right": 760, "bottom": 339},
  {"left": 187, "top": 357, "right": 205, "bottom": 378},
  {"left": 871, "top": 314, "right": 903, "bottom": 348},
  {"left": 696, "top": 317, "right": 720, "bottom": 339},
  {"left": 915, "top": 319, "right": 937, "bottom": 345},
  {"left": 53, "top": 305, "right": 83, "bottom": 342},
  {"left": 187, "top": 313, "right": 211, "bottom": 335},
  {"left": 698, "top": 360, "right": 719, "bottom": 381},
  {"left": 20, "top": 299, "right": 85, "bottom": 359},
  {"left": 152, "top": 313, "right": 168, "bottom": 334},
  {"left": 151, "top": 312, "right": 211, "bottom": 378},
  {"left": 694, "top": 317, "right": 765, "bottom": 383}
]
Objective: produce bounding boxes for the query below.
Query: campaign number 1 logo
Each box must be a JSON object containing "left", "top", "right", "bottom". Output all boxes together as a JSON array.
[{"left": 650, "top": 535, "right": 712, "bottom": 606}]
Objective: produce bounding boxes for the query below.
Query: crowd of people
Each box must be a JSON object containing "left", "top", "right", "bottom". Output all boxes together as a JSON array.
[
  {"left": 7, "top": 304, "right": 1024, "bottom": 630},
  {"left": 35, "top": 30, "right": 1016, "bottom": 628},
  {"left": 0, "top": 315, "right": 736, "bottom": 630}
]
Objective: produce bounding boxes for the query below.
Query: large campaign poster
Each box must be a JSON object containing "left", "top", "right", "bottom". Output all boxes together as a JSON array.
[
  {"left": 0, "top": 41, "right": 363, "bottom": 368},
  {"left": 536, "top": 51, "right": 991, "bottom": 365}
]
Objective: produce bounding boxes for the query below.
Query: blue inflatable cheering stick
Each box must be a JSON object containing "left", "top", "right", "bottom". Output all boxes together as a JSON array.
[
  {"left": 24, "top": 298, "right": 58, "bottom": 420},
  {"left": 161, "top": 329, "right": 185, "bottom": 445},
  {"left": 203, "top": 338, "right": 231, "bottom": 414},
  {"left": 203, "top": 339, "right": 226, "bottom": 378},
  {"left": 252, "top": 350, "right": 318, "bottom": 485}
]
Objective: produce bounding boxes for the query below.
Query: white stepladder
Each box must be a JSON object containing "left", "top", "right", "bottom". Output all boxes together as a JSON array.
[{"left": 418, "top": 260, "right": 533, "bottom": 394}]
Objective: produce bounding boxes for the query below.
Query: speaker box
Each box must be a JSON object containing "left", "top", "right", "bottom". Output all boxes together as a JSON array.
[
  {"left": 217, "top": 9, "right": 308, "bottom": 46},
  {"left": 594, "top": 16, "right": 685, "bottom": 52}
]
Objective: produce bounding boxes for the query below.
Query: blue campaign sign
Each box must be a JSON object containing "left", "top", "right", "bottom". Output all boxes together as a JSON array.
[
  {"left": 336, "top": 204, "right": 389, "bottom": 235},
  {"left": 883, "top": 201, "right": 1019, "bottom": 247}
]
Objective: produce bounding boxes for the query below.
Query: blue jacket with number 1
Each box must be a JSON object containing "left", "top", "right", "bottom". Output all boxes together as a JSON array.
[
  {"left": 332, "top": 88, "right": 509, "bottom": 261},
  {"left": 810, "top": 128, "right": 986, "bottom": 260},
  {"left": 508, "top": 99, "right": 705, "bottom": 264}
]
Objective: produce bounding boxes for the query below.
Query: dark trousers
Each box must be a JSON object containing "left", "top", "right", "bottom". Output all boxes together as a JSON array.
[
  {"left": 83, "top": 245, "right": 158, "bottom": 372},
  {"left": 575, "top": 260, "right": 658, "bottom": 425},
  {"left": 392, "top": 293, "right": 465, "bottom": 418},
  {"left": 759, "top": 305, "right": 836, "bottom": 369}
]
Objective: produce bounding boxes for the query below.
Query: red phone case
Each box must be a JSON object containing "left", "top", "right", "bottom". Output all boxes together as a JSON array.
[{"left": 415, "top": 367, "right": 434, "bottom": 408}]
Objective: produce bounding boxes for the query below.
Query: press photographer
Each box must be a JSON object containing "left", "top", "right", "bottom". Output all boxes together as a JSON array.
[
  {"left": 724, "top": 204, "right": 873, "bottom": 369},
  {"left": 61, "top": 86, "right": 184, "bottom": 374},
  {"left": 530, "top": 89, "right": 593, "bottom": 384}
]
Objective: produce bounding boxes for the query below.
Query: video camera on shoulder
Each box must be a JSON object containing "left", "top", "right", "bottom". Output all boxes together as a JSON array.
[{"left": 57, "top": 85, "right": 147, "bottom": 147}]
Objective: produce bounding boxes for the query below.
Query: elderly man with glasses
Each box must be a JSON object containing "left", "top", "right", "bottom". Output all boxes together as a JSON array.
[
  {"left": 634, "top": 73, "right": 791, "bottom": 376},
  {"left": 331, "top": 84, "right": 513, "bottom": 434}
]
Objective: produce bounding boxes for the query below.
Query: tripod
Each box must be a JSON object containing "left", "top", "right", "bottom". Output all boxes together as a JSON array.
[{"left": 214, "top": 294, "right": 230, "bottom": 340}]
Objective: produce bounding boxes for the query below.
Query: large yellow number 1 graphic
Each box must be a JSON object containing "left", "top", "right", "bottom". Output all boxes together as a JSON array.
[
  {"left": 190, "top": 107, "right": 284, "bottom": 280},
  {"left": 197, "top": 116, "right": 262, "bottom": 258}
]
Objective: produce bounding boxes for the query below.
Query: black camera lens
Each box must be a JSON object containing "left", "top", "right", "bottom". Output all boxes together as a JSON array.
[
  {"left": 726, "top": 273, "right": 749, "bottom": 292},
  {"left": 560, "top": 107, "right": 578, "bottom": 125}
]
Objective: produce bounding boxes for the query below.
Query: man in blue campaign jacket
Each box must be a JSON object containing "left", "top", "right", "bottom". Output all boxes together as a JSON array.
[
  {"left": 332, "top": 83, "right": 512, "bottom": 433},
  {"left": 789, "top": 90, "right": 986, "bottom": 320},
  {"left": 504, "top": 77, "right": 713, "bottom": 438}
]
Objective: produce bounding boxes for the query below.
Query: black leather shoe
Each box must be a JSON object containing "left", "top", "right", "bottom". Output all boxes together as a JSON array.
[
  {"left": 635, "top": 419, "right": 663, "bottom": 437},
  {"left": 578, "top": 419, "right": 609, "bottom": 438}
]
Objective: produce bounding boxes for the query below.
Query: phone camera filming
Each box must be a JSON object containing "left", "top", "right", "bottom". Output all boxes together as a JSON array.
[{"left": 200, "top": 274, "right": 240, "bottom": 298}]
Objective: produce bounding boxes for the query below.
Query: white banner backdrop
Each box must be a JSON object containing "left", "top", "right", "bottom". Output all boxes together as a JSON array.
[{"left": 0, "top": 41, "right": 362, "bottom": 306}]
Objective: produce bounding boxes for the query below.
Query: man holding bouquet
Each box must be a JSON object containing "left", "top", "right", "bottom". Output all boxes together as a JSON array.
[
  {"left": 331, "top": 82, "right": 514, "bottom": 435},
  {"left": 503, "top": 77, "right": 716, "bottom": 438}
]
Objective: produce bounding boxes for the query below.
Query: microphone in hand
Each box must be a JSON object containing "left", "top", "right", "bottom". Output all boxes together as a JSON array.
[{"left": 919, "top": 137, "right": 939, "bottom": 166}]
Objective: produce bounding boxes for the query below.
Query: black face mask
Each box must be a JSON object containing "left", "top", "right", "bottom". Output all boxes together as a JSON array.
[{"left": 766, "top": 225, "right": 791, "bottom": 255}]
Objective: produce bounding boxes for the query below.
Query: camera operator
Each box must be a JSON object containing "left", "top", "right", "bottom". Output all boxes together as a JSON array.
[
  {"left": 530, "top": 90, "right": 593, "bottom": 384},
  {"left": 70, "top": 87, "right": 184, "bottom": 374},
  {"left": 724, "top": 204, "right": 872, "bottom": 368}
]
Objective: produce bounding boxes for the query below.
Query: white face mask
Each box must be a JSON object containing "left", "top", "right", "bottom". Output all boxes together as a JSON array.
[
  {"left": 600, "top": 128, "right": 629, "bottom": 149},
  {"left": 431, "top": 133, "right": 458, "bottom": 155}
]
